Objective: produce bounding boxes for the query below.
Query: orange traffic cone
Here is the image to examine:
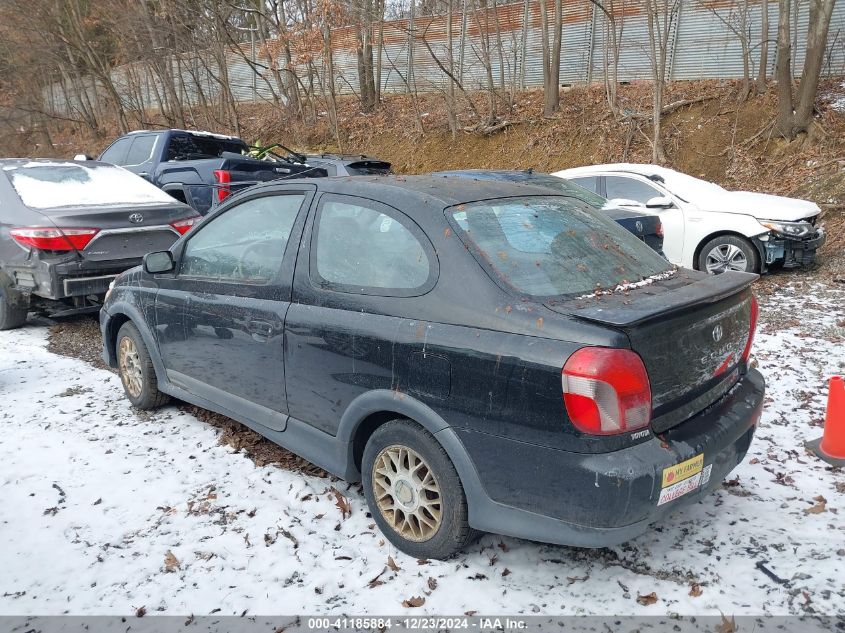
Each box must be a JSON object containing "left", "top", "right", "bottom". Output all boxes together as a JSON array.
[{"left": 806, "top": 376, "right": 845, "bottom": 467}]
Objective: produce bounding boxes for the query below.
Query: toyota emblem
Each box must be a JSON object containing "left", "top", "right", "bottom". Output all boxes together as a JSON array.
[
  {"left": 635, "top": 220, "right": 644, "bottom": 232},
  {"left": 128, "top": 213, "right": 144, "bottom": 224},
  {"left": 712, "top": 324, "right": 724, "bottom": 342}
]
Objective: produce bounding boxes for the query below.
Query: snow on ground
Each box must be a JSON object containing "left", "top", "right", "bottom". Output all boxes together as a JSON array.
[{"left": 0, "top": 282, "right": 844, "bottom": 616}]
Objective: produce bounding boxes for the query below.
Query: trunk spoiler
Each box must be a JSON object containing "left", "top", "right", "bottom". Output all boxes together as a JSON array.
[{"left": 560, "top": 270, "right": 758, "bottom": 328}]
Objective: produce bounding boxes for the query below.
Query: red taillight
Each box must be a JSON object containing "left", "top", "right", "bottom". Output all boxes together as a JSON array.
[
  {"left": 562, "top": 347, "right": 652, "bottom": 436},
  {"left": 656, "top": 220, "right": 664, "bottom": 237},
  {"left": 170, "top": 216, "right": 200, "bottom": 235},
  {"left": 741, "top": 294, "right": 759, "bottom": 364},
  {"left": 10, "top": 227, "right": 99, "bottom": 251},
  {"left": 214, "top": 169, "right": 231, "bottom": 202}
]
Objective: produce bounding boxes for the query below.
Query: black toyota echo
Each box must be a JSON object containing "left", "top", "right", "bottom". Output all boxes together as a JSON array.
[{"left": 101, "top": 175, "right": 765, "bottom": 559}]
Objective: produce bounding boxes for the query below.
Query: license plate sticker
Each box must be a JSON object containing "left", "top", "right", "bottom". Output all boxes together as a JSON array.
[
  {"left": 661, "top": 453, "right": 704, "bottom": 488},
  {"left": 700, "top": 464, "right": 713, "bottom": 487},
  {"left": 658, "top": 473, "right": 702, "bottom": 505}
]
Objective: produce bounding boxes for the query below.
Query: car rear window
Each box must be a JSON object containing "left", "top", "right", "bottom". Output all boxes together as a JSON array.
[
  {"left": 166, "top": 134, "right": 247, "bottom": 160},
  {"left": 448, "top": 196, "right": 672, "bottom": 298},
  {"left": 5, "top": 163, "right": 177, "bottom": 209}
]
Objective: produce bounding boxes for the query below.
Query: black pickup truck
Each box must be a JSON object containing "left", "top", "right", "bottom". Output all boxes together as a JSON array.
[{"left": 90, "top": 130, "right": 328, "bottom": 215}]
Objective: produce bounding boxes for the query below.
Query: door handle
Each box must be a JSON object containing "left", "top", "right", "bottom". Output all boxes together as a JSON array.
[{"left": 248, "top": 319, "right": 274, "bottom": 340}]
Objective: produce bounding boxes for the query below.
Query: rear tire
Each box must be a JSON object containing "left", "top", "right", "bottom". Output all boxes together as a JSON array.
[
  {"left": 116, "top": 321, "right": 169, "bottom": 409},
  {"left": 362, "top": 420, "right": 476, "bottom": 560},
  {"left": 697, "top": 235, "right": 759, "bottom": 274},
  {"left": 0, "top": 285, "right": 28, "bottom": 331}
]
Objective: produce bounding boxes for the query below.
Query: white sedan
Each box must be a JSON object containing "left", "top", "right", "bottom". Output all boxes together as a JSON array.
[{"left": 552, "top": 164, "right": 826, "bottom": 274}]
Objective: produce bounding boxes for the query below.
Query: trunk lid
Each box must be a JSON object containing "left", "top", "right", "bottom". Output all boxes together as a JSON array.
[
  {"left": 548, "top": 269, "right": 757, "bottom": 432},
  {"left": 33, "top": 202, "right": 192, "bottom": 262}
]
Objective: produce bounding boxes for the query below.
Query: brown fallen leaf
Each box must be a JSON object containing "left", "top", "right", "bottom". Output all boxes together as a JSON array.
[
  {"left": 804, "top": 495, "right": 828, "bottom": 514},
  {"left": 427, "top": 577, "right": 437, "bottom": 591},
  {"left": 716, "top": 614, "right": 737, "bottom": 633},
  {"left": 402, "top": 596, "right": 425, "bottom": 608},
  {"left": 689, "top": 583, "right": 703, "bottom": 597},
  {"left": 502, "top": 568, "right": 511, "bottom": 577},
  {"left": 164, "top": 550, "right": 180, "bottom": 572},
  {"left": 331, "top": 487, "right": 351, "bottom": 520},
  {"left": 387, "top": 556, "right": 401, "bottom": 572},
  {"left": 135, "top": 606, "right": 146, "bottom": 618},
  {"left": 368, "top": 567, "right": 386, "bottom": 588},
  {"left": 636, "top": 592, "right": 658, "bottom": 606},
  {"left": 497, "top": 541, "right": 509, "bottom": 552}
]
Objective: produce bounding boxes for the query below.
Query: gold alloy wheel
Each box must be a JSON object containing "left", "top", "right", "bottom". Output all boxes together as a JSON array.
[
  {"left": 118, "top": 336, "right": 143, "bottom": 398},
  {"left": 372, "top": 444, "right": 443, "bottom": 542}
]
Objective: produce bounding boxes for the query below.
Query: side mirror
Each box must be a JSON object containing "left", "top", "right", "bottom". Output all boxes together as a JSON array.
[
  {"left": 74, "top": 154, "right": 94, "bottom": 161},
  {"left": 143, "top": 251, "right": 174, "bottom": 274},
  {"left": 646, "top": 196, "right": 674, "bottom": 209}
]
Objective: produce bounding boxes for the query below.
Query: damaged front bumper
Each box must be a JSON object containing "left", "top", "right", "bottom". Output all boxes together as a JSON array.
[{"left": 755, "top": 226, "right": 826, "bottom": 271}]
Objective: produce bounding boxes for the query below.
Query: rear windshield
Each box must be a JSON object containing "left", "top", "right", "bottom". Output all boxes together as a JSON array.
[
  {"left": 6, "top": 163, "right": 177, "bottom": 209},
  {"left": 166, "top": 134, "right": 247, "bottom": 161},
  {"left": 448, "top": 196, "right": 672, "bottom": 298}
]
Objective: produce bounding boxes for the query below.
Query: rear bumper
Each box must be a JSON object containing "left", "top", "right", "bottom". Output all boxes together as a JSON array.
[
  {"left": 7, "top": 257, "right": 139, "bottom": 301},
  {"left": 456, "top": 368, "right": 765, "bottom": 547}
]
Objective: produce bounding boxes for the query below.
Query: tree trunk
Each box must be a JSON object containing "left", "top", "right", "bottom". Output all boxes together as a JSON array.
[{"left": 757, "top": 0, "right": 770, "bottom": 93}]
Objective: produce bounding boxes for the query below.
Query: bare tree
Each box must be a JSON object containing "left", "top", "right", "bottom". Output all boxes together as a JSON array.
[
  {"left": 539, "top": 0, "right": 563, "bottom": 116},
  {"left": 757, "top": 0, "right": 770, "bottom": 93},
  {"left": 698, "top": 0, "right": 753, "bottom": 99},
  {"left": 589, "top": 0, "right": 627, "bottom": 117},
  {"left": 776, "top": 0, "right": 836, "bottom": 139},
  {"left": 643, "top": 0, "right": 681, "bottom": 163}
]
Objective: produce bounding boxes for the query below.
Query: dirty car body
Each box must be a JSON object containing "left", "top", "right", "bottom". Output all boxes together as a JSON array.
[
  {"left": 0, "top": 159, "right": 199, "bottom": 324},
  {"left": 100, "top": 175, "right": 764, "bottom": 555}
]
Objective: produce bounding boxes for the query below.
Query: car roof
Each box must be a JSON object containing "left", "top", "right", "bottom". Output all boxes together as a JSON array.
[
  {"left": 252, "top": 174, "right": 570, "bottom": 208},
  {"left": 125, "top": 129, "right": 241, "bottom": 140},
  {"left": 0, "top": 158, "right": 116, "bottom": 169},
  {"left": 555, "top": 163, "right": 681, "bottom": 181}
]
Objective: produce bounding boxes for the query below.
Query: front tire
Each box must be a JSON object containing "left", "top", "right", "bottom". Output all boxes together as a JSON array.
[
  {"left": 697, "top": 235, "right": 760, "bottom": 274},
  {"left": 116, "top": 321, "right": 169, "bottom": 409},
  {"left": 362, "top": 420, "right": 475, "bottom": 560}
]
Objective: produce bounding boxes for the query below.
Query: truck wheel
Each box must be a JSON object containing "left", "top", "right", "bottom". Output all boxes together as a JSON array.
[
  {"left": 116, "top": 321, "right": 170, "bottom": 409},
  {"left": 698, "top": 235, "right": 759, "bottom": 274},
  {"left": 362, "top": 420, "right": 476, "bottom": 560},
  {"left": 0, "top": 285, "right": 28, "bottom": 330}
]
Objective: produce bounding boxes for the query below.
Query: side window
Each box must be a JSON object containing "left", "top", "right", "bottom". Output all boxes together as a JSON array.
[
  {"left": 99, "top": 137, "right": 132, "bottom": 165},
  {"left": 124, "top": 135, "right": 156, "bottom": 166},
  {"left": 569, "top": 176, "right": 599, "bottom": 193},
  {"left": 181, "top": 193, "right": 305, "bottom": 283},
  {"left": 604, "top": 176, "right": 662, "bottom": 205},
  {"left": 314, "top": 196, "right": 431, "bottom": 293}
]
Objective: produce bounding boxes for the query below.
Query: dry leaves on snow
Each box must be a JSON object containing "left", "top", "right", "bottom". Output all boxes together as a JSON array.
[
  {"left": 804, "top": 495, "right": 828, "bottom": 514},
  {"left": 164, "top": 550, "right": 180, "bottom": 572},
  {"left": 689, "top": 583, "right": 703, "bottom": 597},
  {"left": 636, "top": 592, "right": 658, "bottom": 606},
  {"left": 402, "top": 596, "right": 425, "bottom": 608},
  {"left": 331, "top": 487, "right": 351, "bottom": 520}
]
